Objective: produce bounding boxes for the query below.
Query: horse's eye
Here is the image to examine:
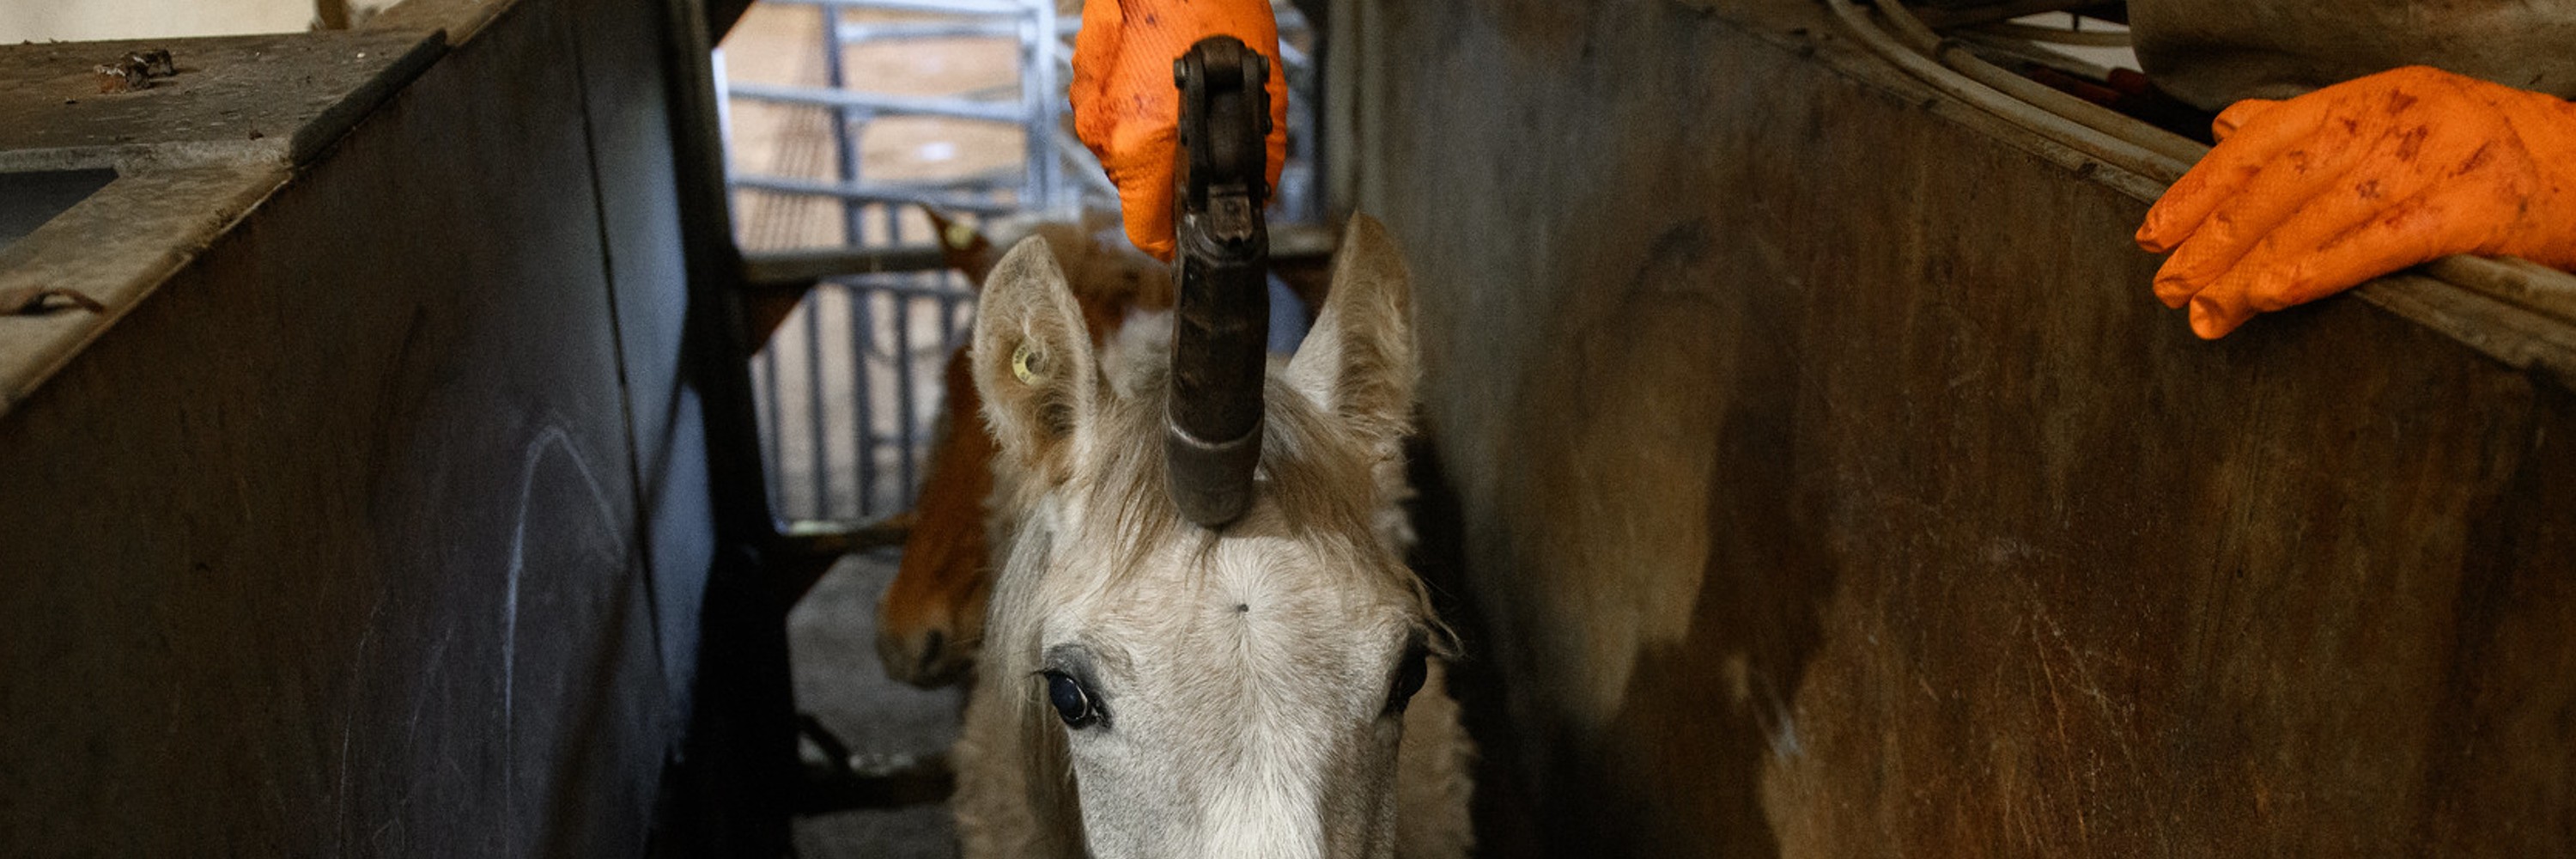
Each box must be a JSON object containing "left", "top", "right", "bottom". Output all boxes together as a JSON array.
[
  {"left": 1386, "top": 645, "right": 1430, "bottom": 716},
  {"left": 1045, "top": 670, "right": 1102, "bottom": 728}
]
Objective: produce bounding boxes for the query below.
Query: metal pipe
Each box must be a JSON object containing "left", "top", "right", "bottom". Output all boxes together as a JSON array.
[
  {"left": 836, "top": 18, "right": 1079, "bottom": 42},
  {"left": 814, "top": 0, "right": 862, "bottom": 251},
  {"left": 1873, "top": 1, "right": 2204, "bottom": 168},
  {"left": 1050, "top": 128, "right": 1121, "bottom": 198},
  {"left": 760, "top": 350, "right": 782, "bottom": 518},
  {"left": 853, "top": 285, "right": 878, "bottom": 519},
  {"left": 1907, "top": 0, "right": 2100, "bottom": 29},
  {"left": 1947, "top": 29, "right": 2116, "bottom": 80},
  {"left": 894, "top": 280, "right": 918, "bottom": 509},
  {"left": 1018, "top": 0, "right": 1051, "bottom": 208},
  {"left": 805, "top": 285, "right": 830, "bottom": 521},
  {"left": 728, "top": 82, "right": 1026, "bottom": 124},
  {"left": 1966, "top": 21, "right": 2134, "bottom": 46},
  {"left": 2425, "top": 256, "right": 2576, "bottom": 327},
  {"left": 741, "top": 245, "right": 951, "bottom": 285},
  {"left": 835, "top": 273, "right": 989, "bottom": 298},
  {"left": 764, "top": 0, "right": 1027, "bottom": 16},
  {"left": 731, "top": 174, "right": 1018, "bottom": 215},
  {"left": 1820, "top": 0, "right": 2187, "bottom": 183}
]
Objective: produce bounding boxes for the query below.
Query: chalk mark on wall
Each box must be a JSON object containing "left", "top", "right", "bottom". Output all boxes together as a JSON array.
[{"left": 501, "top": 423, "right": 625, "bottom": 851}]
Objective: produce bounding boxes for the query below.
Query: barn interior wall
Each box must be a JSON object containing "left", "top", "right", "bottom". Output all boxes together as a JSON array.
[
  {"left": 0, "top": 0, "right": 719, "bottom": 850},
  {"left": 1346, "top": 0, "right": 2576, "bottom": 855}
]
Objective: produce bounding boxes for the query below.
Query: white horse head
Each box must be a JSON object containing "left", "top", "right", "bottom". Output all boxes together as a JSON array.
[{"left": 953, "top": 215, "right": 1457, "bottom": 859}]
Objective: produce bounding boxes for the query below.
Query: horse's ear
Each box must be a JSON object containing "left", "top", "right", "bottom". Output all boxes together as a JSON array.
[
  {"left": 1285, "top": 215, "right": 1418, "bottom": 461},
  {"left": 972, "top": 236, "right": 1103, "bottom": 484},
  {"left": 922, "top": 205, "right": 999, "bottom": 286}
]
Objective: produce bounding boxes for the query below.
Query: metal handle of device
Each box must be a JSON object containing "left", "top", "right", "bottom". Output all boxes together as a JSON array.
[{"left": 1163, "top": 35, "right": 1272, "bottom": 528}]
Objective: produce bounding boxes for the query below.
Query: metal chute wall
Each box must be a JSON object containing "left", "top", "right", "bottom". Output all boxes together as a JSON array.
[{"left": 1338, "top": 0, "right": 2576, "bottom": 855}]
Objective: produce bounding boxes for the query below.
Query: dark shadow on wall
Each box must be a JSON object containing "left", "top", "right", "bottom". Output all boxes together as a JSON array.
[
  {"left": 1505, "top": 216, "right": 1838, "bottom": 859},
  {"left": 1404, "top": 436, "right": 1546, "bottom": 859},
  {"left": 1575, "top": 313, "right": 1837, "bottom": 859}
]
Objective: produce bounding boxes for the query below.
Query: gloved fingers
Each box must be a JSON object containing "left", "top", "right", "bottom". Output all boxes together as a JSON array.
[
  {"left": 1067, "top": 0, "right": 1287, "bottom": 262},
  {"left": 2185, "top": 186, "right": 2458, "bottom": 338},
  {"left": 1103, "top": 122, "right": 1178, "bottom": 260},
  {"left": 2217, "top": 94, "right": 2517, "bottom": 302},
  {"left": 1069, "top": 0, "right": 1124, "bottom": 141},
  {"left": 2184, "top": 289, "right": 2260, "bottom": 339},
  {"left": 2148, "top": 65, "right": 2576, "bottom": 338},
  {"left": 2259, "top": 186, "right": 2463, "bottom": 308},
  {"left": 2210, "top": 98, "right": 2282, "bottom": 142},
  {"left": 2137, "top": 94, "right": 2333, "bottom": 253},
  {"left": 2148, "top": 125, "right": 2372, "bottom": 308},
  {"left": 1098, "top": 0, "right": 1286, "bottom": 186},
  {"left": 2183, "top": 131, "right": 2451, "bottom": 325}
]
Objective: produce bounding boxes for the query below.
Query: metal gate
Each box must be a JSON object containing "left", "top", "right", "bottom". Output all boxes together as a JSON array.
[{"left": 718, "top": 0, "right": 1318, "bottom": 525}]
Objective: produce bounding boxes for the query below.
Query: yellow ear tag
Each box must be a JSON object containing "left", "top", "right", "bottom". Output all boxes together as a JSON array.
[
  {"left": 944, "top": 221, "right": 979, "bottom": 251},
  {"left": 1011, "top": 342, "right": 1042, "bottom": 385}
]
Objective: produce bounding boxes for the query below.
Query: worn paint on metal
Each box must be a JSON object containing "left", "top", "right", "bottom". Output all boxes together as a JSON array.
[
  {"left": 0, "top": 0, "right": 713, "bottom": 851},
  {"left": 1349, "top": 0, "right": 2576, "bottom": 855}
]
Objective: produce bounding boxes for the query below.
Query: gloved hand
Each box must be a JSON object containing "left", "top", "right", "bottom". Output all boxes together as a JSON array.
[
  {"left": 2136, "top": 65, "right": 2576, "bottom": 338},
  {"left": 1071, "top": 0, "right": 1289, "bottom": 261}
]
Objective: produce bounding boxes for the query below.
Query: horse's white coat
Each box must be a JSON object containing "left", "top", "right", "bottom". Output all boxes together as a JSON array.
[{"left": 951, "top": 216, "right": 1473, "bottom": 859}]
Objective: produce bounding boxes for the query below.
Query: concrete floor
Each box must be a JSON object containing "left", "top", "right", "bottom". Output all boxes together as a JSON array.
[{"left": 787, "top": 551, "right": 963, "bottom": 858}]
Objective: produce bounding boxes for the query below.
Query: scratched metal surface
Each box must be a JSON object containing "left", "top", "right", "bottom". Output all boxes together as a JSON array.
[
  {"left": 1347, "top": 0, "right": 2576, "bottom": 856},
  {"left": 0, "top": 0, "right": 704, "bottom": 852},
  {"left": 0, "top": 29, "right": 445, "bottom": 172}
]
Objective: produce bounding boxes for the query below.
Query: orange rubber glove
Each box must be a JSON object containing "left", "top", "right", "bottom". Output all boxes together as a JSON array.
[
  {"left": 1071, "top": 0, "right": 1289, "bottom": 261},
  {"left": 2136, "top": 65, "right": 2576, "bottom": 338}
]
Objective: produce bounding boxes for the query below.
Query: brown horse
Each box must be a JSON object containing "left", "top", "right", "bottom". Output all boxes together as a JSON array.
[{"left": 874, "top": 208, "right": 1170, "bottom": 688}]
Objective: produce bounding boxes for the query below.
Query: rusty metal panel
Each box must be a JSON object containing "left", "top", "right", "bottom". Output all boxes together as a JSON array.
[
  {"left": 0, "top": 0, "right": 686, "bottom": 852},
  {"left": 1353, "top": 1, "right": 2576, "bottom": 856}
]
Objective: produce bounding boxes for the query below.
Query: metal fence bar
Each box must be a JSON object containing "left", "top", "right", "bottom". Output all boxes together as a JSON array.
[
  {"left": 1050, "top": 127, "right": 1118, "bottom": 198},
  {"left": 759, "top": 349, "right": 781, "bottom": 516},
  {"left": 1021, "top": 0, "right": 1058, "bottom": 209},
  {"left": 743, "top": 244, "right": 949, "bottom": 284},
  {"left": 838, "top": 17, "right": 1080, "bottom": 42},
  {"left": 730, "top": 82, "right": 1027, "bottom": 123},
  {"left": 892, "top": 285, "right": 918, "bottom": 507},
  {"left": 765, "top": 0, "right": 1027, "bottom": 16},
  {"left": 732, "top": 174, "right": 1019, "bottom": 215},
  {"left": 828, "top": 273, "right": 980, "bottom": 298},
  {"left": 851, "top": 283, "right": 878, "bottom": 519},
  {"left": 744, "top": 168, "right": 1021, "bottom": 194},
  {"left": 802, "top": 288, "right": 830, "bottom": 519}
]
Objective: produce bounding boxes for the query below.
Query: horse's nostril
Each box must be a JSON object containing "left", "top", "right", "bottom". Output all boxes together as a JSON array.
[{"left": 917, "top": 629, "right": 946, "bottom": 672}]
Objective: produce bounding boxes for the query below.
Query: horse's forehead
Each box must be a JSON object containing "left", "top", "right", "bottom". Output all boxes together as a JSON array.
[
  {"left": 1121, "top": 529, "right": 1400, "bottom": 596},
  {"left": 1048, "top": 531, "right": 1417, "bottom": 643}
]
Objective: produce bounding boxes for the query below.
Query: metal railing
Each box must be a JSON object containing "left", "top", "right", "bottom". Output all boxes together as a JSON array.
[
  {"left": 753, "top": 274, "right": 977, "bottom": 521},
  {"left": 718, "top": 0, "right": 1318, "bottom": 524}
]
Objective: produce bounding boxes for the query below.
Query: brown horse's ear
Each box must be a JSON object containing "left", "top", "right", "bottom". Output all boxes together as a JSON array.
[
  {"left": 1283, "top": 215, "right": 1418, "bottom": 465},
  {"left": 921, "top": 205, "right": 998, "bottom": 287},
  {"left": 971, "top": 237, "right": 1103, "bottom": 485}
]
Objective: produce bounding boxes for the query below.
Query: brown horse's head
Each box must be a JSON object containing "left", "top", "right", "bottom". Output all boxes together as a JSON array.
[
  {"left": 876, "top": 348, "right": 1000, "bottom": 686},
  {"left": 875, "top": 208, "right": 1170, "bottom": 688}
]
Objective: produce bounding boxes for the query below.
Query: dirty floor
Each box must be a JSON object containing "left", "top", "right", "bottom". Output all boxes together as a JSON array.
[{"left": 787, "top": 551, "right": 963, "bottom": 858}]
